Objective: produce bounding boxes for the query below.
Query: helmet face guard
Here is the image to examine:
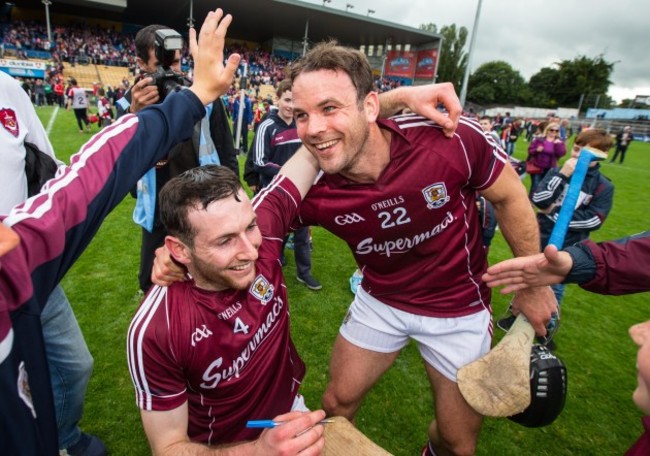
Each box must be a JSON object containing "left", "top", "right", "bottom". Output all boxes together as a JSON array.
[{"left": 508, "top": 345, "right": 567, "bottom": 427}]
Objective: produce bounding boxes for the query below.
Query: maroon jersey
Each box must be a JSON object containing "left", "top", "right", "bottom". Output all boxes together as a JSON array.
[
  {"left": 127, "top": 176, "right": 306, "bottom": 445},
  {"left": 299, "top": 115, "right": 508, "bottom": 317}
]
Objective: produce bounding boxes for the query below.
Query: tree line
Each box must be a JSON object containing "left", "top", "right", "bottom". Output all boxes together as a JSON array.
[{"left": 419, "top": 22, "right": 639, "bottom": 112}]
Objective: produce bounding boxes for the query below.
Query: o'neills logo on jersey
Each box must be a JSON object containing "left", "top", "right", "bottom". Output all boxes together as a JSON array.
[
  {"left": 422, "top": 182, "right": 450, "bottom": 209},
  {"left": 355, "top": 211, "right": 455, "bottom": 257},
  {"left": 218, "top": 301, "right": 242, "bottom": 320},
  {"left": 250, "top": 274, "right": 274, "bottom": 305},
  {"left": 0, "top": 108, "right": 19, "bottom": 137}
]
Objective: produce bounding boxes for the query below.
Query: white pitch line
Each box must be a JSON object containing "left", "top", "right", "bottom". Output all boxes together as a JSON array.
[{"left": 46, "top": 106, "right": 59, "bottom": 135}]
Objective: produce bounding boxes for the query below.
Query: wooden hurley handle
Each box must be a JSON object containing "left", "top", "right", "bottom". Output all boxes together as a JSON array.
[{"left": 323, "top": 417, "right": 393, "bottom": 455}]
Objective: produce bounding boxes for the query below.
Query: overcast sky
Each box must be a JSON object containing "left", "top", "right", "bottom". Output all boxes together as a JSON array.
[{"left": 302, "top": 0, "right": 649, "bottom": 104}]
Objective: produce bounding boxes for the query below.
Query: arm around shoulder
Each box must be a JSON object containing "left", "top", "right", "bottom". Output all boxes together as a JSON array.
[
  {"left": 377, "top": 83, "right": 460, "bottom": 137},
  {"left": 278, "top": 147, "right": 319, "bottom": 200}
]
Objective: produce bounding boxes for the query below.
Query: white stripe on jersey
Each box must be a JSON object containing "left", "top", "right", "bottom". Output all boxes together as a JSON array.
[
  {"left": 127, "top": 286, "right": 185, "bottom": 410},
  {"left": 253, "top": 174, "right": 299, "bottom": 212},
  {"left": 0, "top": 327, "right": 12, "bottom": 364},
  {"left": 569, "top": 217, "right": 603, "bottom": 229},
  {"left": 544, "top": 212, "right": 603, "bottom": 230},
  {"left": 391, "top": 112, "right": 420, "bottom": 122},
  {"left": 458, "top": 117, "right": 508, "bottom": 188},
  {"left": 398, "top": 120, "right": 439, "bottom": 129},
  {"left": 459, "top": 116, "right": 508, "bottom": 165},
  {"left": 253, "top": 174, "right": 286, "bottom": 210},
  {"left": 532, "top": 175, "right": 564, "bottom": 203},
  {"left": 391, "top": 111, "right": 457, "bottom": 129},
  {"left": 5, "top": 116, "right": 140, "bottom": 227},
  {"left": 275, "top": 138, "right": 302, "bottom": 146},
  {"left": 393, "top": 113, "right": 438, "bottom": 130},
  {"left": 313, "top": 170, "right": 325, "bottom": 185},
  {"left": 458, "top": 186, "right": 490, "bottom": 313},
  {"left": 253, "top": 117, "right": 275, "bottom": 167}
]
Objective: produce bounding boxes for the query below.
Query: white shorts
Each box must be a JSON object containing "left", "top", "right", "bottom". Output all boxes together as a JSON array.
[{"left": 339, "top": 287, "right": 492, "bottom": 382}]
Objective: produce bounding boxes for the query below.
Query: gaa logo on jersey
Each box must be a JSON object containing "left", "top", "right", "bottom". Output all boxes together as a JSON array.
[
  {"left": 422, "top": 182, "right": 450, "bottom": 210},
  {"left": 0, "top": 108, "right": 19, "bottom": 137},
  {"left": 250, "top": 274, "right": 274, "bottom": 305}
]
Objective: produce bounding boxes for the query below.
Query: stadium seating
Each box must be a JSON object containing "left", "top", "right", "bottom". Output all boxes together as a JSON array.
[
  {"left": 96, "top": 65, "right": 130, "bottom": 90},
  {"left": 60, "top": 62, "right": 99, "bottom": 89}
]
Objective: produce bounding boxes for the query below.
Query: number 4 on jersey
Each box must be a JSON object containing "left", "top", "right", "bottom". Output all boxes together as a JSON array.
[{"left": 234, "top": 317, "right": 250, "bottom": 335}]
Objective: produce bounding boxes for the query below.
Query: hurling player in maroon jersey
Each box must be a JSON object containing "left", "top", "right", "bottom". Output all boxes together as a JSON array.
[
  {"left": 129, "top": 159, "right": 330, "bottom": 455},
  {"left": 124, "top": 10, "right": 334, "bottom": 456},
  {"left": 287, "top": 41, "right": 557, "bottom": 456}
]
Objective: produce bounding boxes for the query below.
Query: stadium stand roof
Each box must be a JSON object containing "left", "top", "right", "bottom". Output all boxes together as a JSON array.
[{"left": 11, "top": 0, "right": 441, "bottom": 49}]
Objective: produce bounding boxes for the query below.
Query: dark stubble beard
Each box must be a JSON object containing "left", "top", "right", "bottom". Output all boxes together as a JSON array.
[{"left": 339, "top": 117, "right": 371, "bottom": 179}]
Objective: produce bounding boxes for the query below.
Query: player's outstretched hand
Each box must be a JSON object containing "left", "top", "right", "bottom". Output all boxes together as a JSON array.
[
  {"left": 151, "top": 246, "right": 186, "bottom": 287},
  {"left": 253, "top": 410, "right": 326, "bottom": 456},
  {"left": 188, "top": 8, "right": 241, "bottom": 105},
  {"left": 483, "top": 244, "right": 574, "bottom": 294}
]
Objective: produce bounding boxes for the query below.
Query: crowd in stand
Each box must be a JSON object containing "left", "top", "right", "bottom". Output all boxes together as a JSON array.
[
  {"left": 3, "top": 20, "right": 410, "bottom": 100},
  {"left": 2, "top": 20, "right": 137, "bottom": 68}
]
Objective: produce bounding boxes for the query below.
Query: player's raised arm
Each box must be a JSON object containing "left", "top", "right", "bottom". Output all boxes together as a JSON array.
[
  {"left": 188, "top": 8, "right": 241, "bottom": 106},
  {"left": 278, "top": 146, "right": 320, "bottom": 199}
]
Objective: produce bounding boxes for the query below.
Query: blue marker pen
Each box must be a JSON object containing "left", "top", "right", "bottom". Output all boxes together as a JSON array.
[{"left": 246, "top": 418, "right": 335, "bottom": 428}]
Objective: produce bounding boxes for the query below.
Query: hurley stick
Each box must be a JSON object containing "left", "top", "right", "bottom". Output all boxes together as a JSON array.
[
  {"left": 323, "top": 417, "right": 393, "bottom": 456},
  {"left": 457, "top": 146, "right": 607, "bottom": 417}
]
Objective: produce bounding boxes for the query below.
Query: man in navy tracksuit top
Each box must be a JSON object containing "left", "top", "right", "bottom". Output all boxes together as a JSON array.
[
  {"left": 253, "top": 79, "right": 321, "bottom": 290},
  {"left": 0, "top": 11, "right": 239, "bottom": 454}
]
